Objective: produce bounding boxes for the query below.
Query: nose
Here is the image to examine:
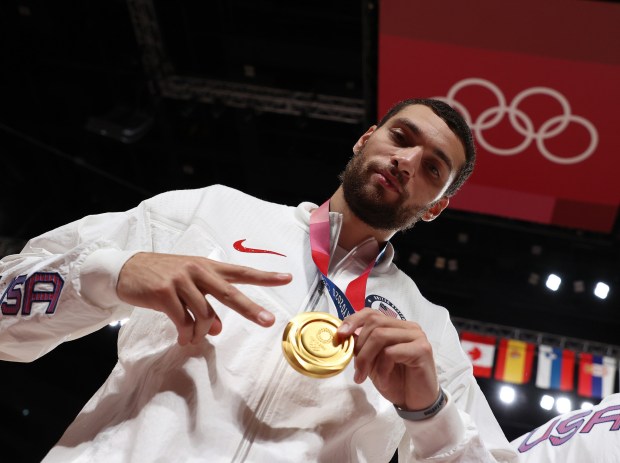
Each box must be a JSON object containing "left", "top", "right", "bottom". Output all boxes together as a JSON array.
[{"left": 391, "top": 147, "right": 423, "bottom": 179}]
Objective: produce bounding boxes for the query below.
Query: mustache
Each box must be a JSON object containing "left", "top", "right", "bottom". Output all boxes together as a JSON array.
[
  {"left": 369, "top": 161, "right": 407, "bottom": 191},
  {"left": 388, "top": 165, "right": 405, "bottom": 187}
]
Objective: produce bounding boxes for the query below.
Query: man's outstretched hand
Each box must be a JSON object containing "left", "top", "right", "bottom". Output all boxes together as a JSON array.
[{"left": 117, "top": 252, "right": 292, "bottom": 345}]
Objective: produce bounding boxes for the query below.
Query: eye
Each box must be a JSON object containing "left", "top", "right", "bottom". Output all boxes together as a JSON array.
[
  {"left": 427, "top": 162, "right": 441, "bottom": 179},
  {"left": 390, "top": 129, "right": 407, "bottom": 144}
]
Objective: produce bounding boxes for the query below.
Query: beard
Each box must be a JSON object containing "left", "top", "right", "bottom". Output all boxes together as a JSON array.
[{"left": 339, "top": 150, "right": 432, "bottom": 231}]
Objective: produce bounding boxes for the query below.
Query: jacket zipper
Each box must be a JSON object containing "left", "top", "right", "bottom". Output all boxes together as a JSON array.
[
  {"left": 230, "top": 276, "right": 326, "bottom": 463},
  {"left": 231, "top": 212, "right": 345, "bottom": 462}
]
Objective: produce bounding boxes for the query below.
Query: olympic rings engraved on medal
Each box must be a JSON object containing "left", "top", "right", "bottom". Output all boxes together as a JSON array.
[{"left": 438, "top": 78, "right": 599, "bottom": 165}]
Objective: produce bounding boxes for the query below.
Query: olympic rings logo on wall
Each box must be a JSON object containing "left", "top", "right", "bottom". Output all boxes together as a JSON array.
[{"left": 438, "top": 78, "right": 598, "bottom": 165}]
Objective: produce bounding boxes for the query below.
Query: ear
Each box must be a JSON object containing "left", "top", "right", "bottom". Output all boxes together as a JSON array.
[
  {"left": 353, "top": 125, "right": 377, "bottom": 154},
  {"left": 421, "top": 197, "right": 449, "bottom": 222}
]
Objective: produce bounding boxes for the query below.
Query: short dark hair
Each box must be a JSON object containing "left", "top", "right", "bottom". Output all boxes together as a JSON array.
[{"left": 377, "top": 98, "right": 476, "bottom": 197}]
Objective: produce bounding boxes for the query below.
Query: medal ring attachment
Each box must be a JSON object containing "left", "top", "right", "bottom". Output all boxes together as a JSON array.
[{"left": 282, "top": 312, "right": 354, "bottom": 378}]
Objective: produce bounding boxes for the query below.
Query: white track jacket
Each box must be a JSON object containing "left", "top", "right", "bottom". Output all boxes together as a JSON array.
[
  {"left": 511, "top": 392, "right": 620, "bottom": 463},
  {"left": 0, "top": 185, "right": 518, "bottom": 462}
]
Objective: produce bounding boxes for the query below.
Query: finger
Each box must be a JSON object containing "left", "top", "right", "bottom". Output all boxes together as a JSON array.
[
  {"left": 356, "top": 320, "right": 420, "bottom": 353},
  {"left": 336, "top": 308, "right": 376, "bottom": 340},
  {"left": 179, "top": 309, "right": 195, "bottom": 345},
  {"left": 354, "top": 326, "right": 413, "bottom": 382},
  {"left": 191, "top": 300, "right": 217, "bottom": 343},
  {"left": 383, "top": 338, "right": 435, "bottom": 367},
  {"left": 176, "top": 284, "right": 214, "bottom": 343},
  {"left": 208, "top": 261, "right": 292, "bottom": 287},
  {"left": 372, "top": 352, "right": 397, "bottom": 387},
  {"left": 207, "top": 312, "right": 223, "bottom": 336},
  {"left": 197, "top": 270, "right": 276, "bottom": 327},
  {"left": 162, "top": 298, "right": 195, "bottom": 346},
  {"left": 178, "top": 284, "right": 210, "bottom": 319},
  {"left": 339, "top": 308, "right": 411, "bottom": 344}
]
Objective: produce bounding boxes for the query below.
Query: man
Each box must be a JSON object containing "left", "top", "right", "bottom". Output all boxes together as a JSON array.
[
  {"left": 511, "top": 393, "right": 620, "bottom": 462},
  {"left": 0, "top": 99, "right": 518, "bottom": 461}
]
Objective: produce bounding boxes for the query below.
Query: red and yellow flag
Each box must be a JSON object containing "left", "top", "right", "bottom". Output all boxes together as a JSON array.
[{"left": 494, "top": 338, "right": 534, "bottom": 384}]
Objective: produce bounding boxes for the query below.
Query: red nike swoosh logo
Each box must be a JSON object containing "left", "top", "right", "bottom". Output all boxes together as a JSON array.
[{"left": 233, "top": 239, "right": 286, "bottom": 257}]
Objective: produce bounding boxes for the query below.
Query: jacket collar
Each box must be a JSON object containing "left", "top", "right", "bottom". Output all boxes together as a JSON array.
[{"left": 295, "top": 201, "right": 395, "bottom": 272}]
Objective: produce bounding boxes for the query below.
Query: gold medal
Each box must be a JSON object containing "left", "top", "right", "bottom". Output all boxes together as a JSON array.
[{"left": 282, "top": 312, "right": 354, "bottom": 378}]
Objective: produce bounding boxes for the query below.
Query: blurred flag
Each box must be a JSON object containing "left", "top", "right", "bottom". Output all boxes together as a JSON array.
[
  {"left": 460, "top": 332, "right": 496, "bottom": 378},
  {"left": 494, "top": 339, "right": 534, "bottom": 384},
  {"left": 578, "top": 353, "right": 617, "bottom": 399},
  {"left": 536, "top": 345, "right": 575, "bottom": 391}
]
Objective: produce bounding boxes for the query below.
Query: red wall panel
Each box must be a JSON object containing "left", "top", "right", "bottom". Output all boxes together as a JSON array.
[{"left": 379, "top": 0, "right": 620, "bottom": 232}]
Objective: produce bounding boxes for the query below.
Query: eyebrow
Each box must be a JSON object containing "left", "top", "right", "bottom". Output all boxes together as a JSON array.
[{"left": 393, "top": 117, "right": 455, "bottom": 173}]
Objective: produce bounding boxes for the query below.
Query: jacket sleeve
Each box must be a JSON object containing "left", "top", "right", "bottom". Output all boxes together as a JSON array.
[
  {"left": 0, "top": 205, "right": 149, "bottom": 363},
  {"left": 398, "top": 315, "right": 520, "bottom": 462}
]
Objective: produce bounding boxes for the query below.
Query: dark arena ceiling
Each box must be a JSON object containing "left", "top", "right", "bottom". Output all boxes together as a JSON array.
[{"left": 0, "top": 1, "right": 619, "bottom": 461}]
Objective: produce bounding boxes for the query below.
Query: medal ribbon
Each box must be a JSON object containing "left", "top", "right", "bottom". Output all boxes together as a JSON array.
[{"left": 310, "top": 200, "right": 386, "bottom": 320}]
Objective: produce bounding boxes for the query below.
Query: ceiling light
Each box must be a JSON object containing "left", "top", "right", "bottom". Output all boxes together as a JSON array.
[
  {"left": 580, "top": 401, "right": 594, "bottom": 410},
  {"left": 499, "top": 385, "right": 516, "bottom": 404},
  {"left": 573, "top": 280, "right": 585, "bottom": 293},
  {"left": 434, "top": 257, "right": 446, "bottom": 270},
  {"left": 408, "top": 252, "right": 421, "bottom": 266},
  {"left": 243, "top": 64, "right": 256, "bottom": 78},
  {"left": 556, "top": 397, "right": 572, "bottom": 414},
  {"left": 546, "top": 274, "right": 561, "bottom": 291},
  {"left": 594, "top": 282, "right": 609, "bottom": 299},
  {"left": 528, "top": 272, "right": 540, "bottom": 286},
  {"left": 540, "top": 395, "right": 554, "bottom": 410}
]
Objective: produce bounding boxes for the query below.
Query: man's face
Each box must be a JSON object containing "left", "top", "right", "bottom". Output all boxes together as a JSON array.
[{"left": 340, "top": 104, "right": 466, "bottom": 231}]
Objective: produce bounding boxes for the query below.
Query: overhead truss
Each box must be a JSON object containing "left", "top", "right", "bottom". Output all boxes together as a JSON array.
[{"left": 126, "top": 0, "right": 365, "bottom": 124}]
